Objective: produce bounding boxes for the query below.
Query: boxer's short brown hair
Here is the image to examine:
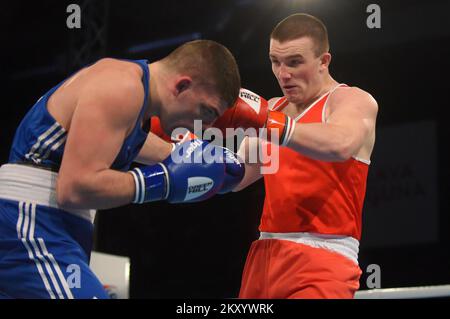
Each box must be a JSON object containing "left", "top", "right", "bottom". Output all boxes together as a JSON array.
[
  {"left": 164, "top": 40, "right": 241, "bottom": 108},
  {"left": 271, "top": 13, "right": 329, "bottom": 57}
]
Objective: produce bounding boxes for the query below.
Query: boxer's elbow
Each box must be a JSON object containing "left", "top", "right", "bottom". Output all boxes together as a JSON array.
[
  {"left": 326, "top": 124, "right": 367, "bottom": 162},
  {"left": 56, "top": 176, "right": 90, "bottom": 209},
  {"left": 328, "top": 137, "right": 356, "bottom": 162}
]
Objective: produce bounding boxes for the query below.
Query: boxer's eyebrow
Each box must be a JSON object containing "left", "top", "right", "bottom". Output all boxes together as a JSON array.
[{"left": 270, "top": 54, "right": 304, "bottom": 60}]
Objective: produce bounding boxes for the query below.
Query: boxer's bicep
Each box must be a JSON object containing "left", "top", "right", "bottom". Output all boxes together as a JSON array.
[
  {"left": 59, "top": 73, "right": 142, "bottom": 188},
  {"left": 325, "top": 88, "right": 378, "bottom": 155}
]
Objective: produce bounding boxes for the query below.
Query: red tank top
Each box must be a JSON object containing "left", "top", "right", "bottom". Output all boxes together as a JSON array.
[{"left": 260, "top": 85, "right": 369, "bottom": 240}]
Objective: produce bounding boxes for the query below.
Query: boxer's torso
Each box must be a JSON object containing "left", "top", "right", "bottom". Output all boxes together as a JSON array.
[{"left": 261, "top": 84, "right": 370, "bottom": 240}]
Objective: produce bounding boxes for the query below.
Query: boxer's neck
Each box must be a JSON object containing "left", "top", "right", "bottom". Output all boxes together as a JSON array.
[
  {"left": 291, "top": 75, "right": 338, "bottom": 113},
  {"left": 145, "top": 62, "right": 162, "bottom": 120}
]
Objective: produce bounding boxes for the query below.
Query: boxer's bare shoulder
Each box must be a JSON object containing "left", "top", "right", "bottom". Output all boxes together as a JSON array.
[
  {"left": 328, "top": 86, "right": 378, "bottom": 112},
  {"left": 47, "top": 58, "right": 145, "bottom": 132}
]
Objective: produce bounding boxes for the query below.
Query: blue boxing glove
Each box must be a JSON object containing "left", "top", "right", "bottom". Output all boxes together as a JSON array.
[
  {"left": 218, "top": 147, "right": 245, "bottom": 194},
  {"left": 129, "top": 139, "right": 244, "bottom": 204}
]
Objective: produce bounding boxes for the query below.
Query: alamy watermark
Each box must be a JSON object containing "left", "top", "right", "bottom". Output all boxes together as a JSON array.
[
  {"left": 366, "top": 263, "right": 381, "bottom": 289},
  {"left": 169, "top": 120, "right": 281, "bottom": 174},
  {"left": 66, "top": 264, "right": 81, "bottom": 288},
  {"left": 366, "top": 4, "right": 381, "bottom": 29},
  {"left": 66, "top": 4, "right": 81, "bottom": 29}
]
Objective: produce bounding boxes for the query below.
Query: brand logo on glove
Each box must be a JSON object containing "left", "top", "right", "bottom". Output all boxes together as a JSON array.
[
  {"left": 184, "top": 139, "right": 203, "bottom": 158},
  {"left": 223, "top": 148, "right": 241, "bottom": 165},
  {"left": 172, "top": 120, "right": 280, "bottom": 174},
  {"left": 185, "top": 177, "right": 214, "bottom": 201},
  {"left": 240, "top": 90, "right": 260, "bottom": 103},
  {"left": 238, "top": 89, "right": 261, "bottom": 114},
  {"left": 188, "top": 183, "right": 213, "bottom": 193}
]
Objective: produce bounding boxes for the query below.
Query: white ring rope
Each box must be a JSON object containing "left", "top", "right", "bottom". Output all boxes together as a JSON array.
[{"left": 355, "top": 284, "right": 450, "bottom": 299}]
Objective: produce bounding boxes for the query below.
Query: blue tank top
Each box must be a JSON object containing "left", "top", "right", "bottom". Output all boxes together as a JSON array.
[{"left": 8, "top": 59, "right": 150, "bottom": 172}]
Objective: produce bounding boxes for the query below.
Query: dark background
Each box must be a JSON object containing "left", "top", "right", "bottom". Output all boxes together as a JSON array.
[{"left": 1, "top": 0, "right": 449, "bottom": 298}]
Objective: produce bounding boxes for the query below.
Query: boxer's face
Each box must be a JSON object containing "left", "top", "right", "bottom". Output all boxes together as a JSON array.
[
  {"left": 160, "top": 80, "right": 225, "bottom": 135},
  {"left": 269, "top": 37, "right": 329, "bottom": 104}
]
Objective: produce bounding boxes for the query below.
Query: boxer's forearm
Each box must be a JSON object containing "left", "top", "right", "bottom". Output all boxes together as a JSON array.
[
  {"left": 134, "top": 132, "right": 173, "bottom": 165},
  {"left": 232, "top": 137, "right": 263, "bottom": 191},
  {"left": 286, "top": 122, "right": 357, "bottom": 162},
  {"left": 56, "top": 169, "right": 136, "bottom": 210},
  {"left": 233, "top": 162, "right": 262, "bottom": 192}
]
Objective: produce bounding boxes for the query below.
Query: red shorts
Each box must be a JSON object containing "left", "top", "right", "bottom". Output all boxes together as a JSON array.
[{"left": 239, "top": 239, "right": 362, "bottom": 299}]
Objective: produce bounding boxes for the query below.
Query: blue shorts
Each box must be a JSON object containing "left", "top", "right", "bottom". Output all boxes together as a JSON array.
[{"left": 0, "top": 198, "right": 109, "bottom": 299}]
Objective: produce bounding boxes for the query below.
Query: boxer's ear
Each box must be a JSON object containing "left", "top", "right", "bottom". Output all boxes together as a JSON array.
[
  {"left": 319, "top": 52, "right": 331, "bottom": 70},
  {"left": 173, "top": 77, "right": 192, "bottom": 96}
]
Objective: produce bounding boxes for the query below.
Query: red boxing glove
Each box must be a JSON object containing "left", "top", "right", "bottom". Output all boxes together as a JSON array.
[
  {"left": 213, "top": 88, "right": 295, "bottom": 146},
  {"left": 150, "top": 116, "right": 197, "bottom": 143},
  {"left": 213, "top": 88, "right": 268, "bottom": 134},
  {"left": 150, "top": 116, "right": 172, "bottom": 142}
]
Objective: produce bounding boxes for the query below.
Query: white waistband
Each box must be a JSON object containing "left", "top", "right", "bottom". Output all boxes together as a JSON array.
[
  {"left": 0, "top": 164, "right": 96, "bottom": 223},
  {"left": 259, "top": 232, "right": 359, "bottom": 265}
]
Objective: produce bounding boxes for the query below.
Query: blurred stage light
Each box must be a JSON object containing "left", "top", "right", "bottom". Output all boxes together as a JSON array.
[{"left": 127, "top": 33, "right": 202, "bottom": 53}]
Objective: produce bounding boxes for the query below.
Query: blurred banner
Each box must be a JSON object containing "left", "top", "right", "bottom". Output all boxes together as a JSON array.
[
  {"left": 361, "top": 121, "right": 439, "bottom": 248},
  {"left": 90, "top": 251, "right": 130, "bottom": 299}
]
